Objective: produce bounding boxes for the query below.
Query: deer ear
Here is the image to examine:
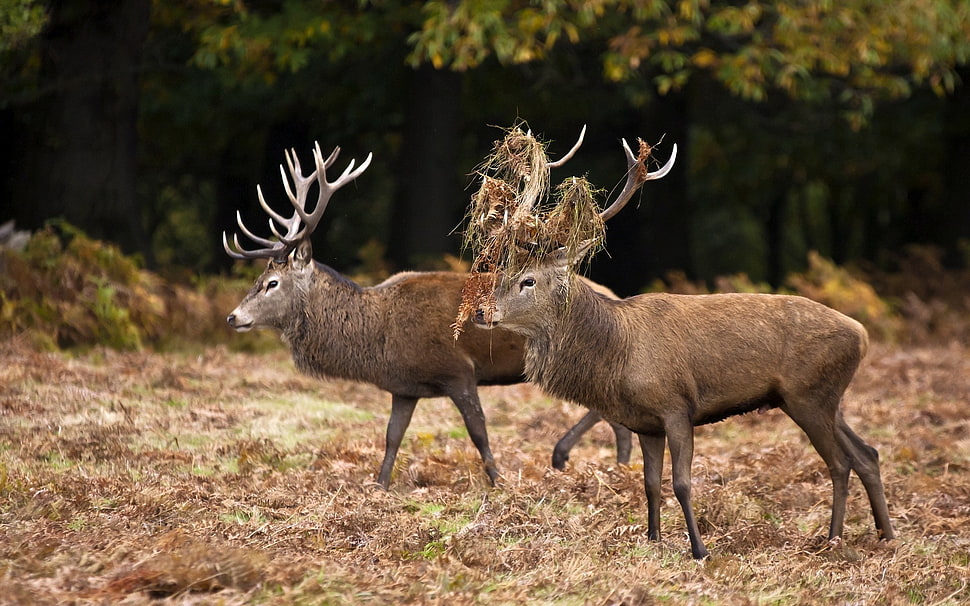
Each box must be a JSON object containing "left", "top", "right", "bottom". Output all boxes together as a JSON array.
[
  {"left": 551, "top": 239, "right": 598, "bottom": 269},
  {"left": 292, "top": 239, "right": 313, "bottom": 267},
  {"left": 572, "top": 239, "right": 598, "bottom": 262}
]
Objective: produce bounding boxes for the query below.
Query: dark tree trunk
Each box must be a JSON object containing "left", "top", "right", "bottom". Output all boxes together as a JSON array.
[
  {"left": 4, "top": 0, "right": 151, "bottom": 259},
  {"left": 765, "top": 193, "right": 786, "bottom": 287},
  {"left": 942, "top": 66, "right": 970, "bottom": 265},
  {"left": 388, "top": 65, "right": 463, "bottom": 270}
]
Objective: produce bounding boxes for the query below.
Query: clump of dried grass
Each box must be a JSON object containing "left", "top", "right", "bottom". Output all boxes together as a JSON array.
[
  {"left": 98, "top": 530, "right": 267, "bottom": 598},
  {"left": 455, "top": 124, "right": 628, "bottom": 336}
]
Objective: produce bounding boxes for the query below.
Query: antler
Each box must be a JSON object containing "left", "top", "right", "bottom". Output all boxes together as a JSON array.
[
  {"left": 223, "top": 142, "right": 373, "bottom": 260},
  {"left": 599, "top": 139, "right": 677, "bottom": 222},
  {"left": 546, "top": 124, "right": 586, "bottom": 168}
]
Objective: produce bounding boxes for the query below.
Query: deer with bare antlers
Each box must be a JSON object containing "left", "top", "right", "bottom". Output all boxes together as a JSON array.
[
  {"left": 470, "top": 131, "right": 894, "bottom": 558},
  {"left": 223, "top": 141, "right": 631, "bottom": 488}
]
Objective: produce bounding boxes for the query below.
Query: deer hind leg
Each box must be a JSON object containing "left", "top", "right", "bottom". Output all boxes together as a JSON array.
[
  {"left": 553, "top": 411, "right": 634, "bottom": 469},
  {"left": 612, "top": 422, "right": 633, "bottom": 465},
  {"left": 552, "top": 410, "right": 602, "bottom": 470},
  {"left": 637, "top": 433, "right": 665, "bottom": 542},
  {"left": 782, "top": 396, "right": 852, "bottom": 541},
  {"left": 836, "top": 417, "right": 895, "bottom": 540},
  {"left": 449, "top": 387, "right": 499, "bottom": 486},
  {"left": 379, "top": 395, "right": 418, "bottom": 489}
]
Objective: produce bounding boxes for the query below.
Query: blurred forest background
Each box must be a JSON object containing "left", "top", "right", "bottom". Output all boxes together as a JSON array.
[{"left": 2, "top": 0, "right": 969, "bottom": 299}]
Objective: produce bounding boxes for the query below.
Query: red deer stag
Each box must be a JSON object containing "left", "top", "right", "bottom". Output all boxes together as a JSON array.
[
  {"left": 224, "top": 141, "right": 631, "bottom": 488},
  {"left": 473, "top": 136, "right": 894, "bottom": 558}
]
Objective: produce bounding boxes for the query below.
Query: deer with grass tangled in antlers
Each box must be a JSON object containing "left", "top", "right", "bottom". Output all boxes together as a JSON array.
[
  {"left": 223, "top": 141, "right": 631, "bottom": 488},
  {"left": 469, "top": 131, "right": 894, "bottom": 558}
]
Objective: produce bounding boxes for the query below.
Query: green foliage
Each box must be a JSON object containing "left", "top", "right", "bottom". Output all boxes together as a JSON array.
[
  {"left": 0, "top": 0, "right": 46, "bottom": 54},
  {"left": 408, "top": 0, "right": 594, "bottom": 70},
  {"left": 410, "top": 0, "right": 970, "bottom": 121},
  {"left": 164, "top": 0, "right": 420, "bottom": 87},
  {"left": 0, "top": 222, "right": 159, "bottom": 349},
  {"left": 0, "top": 222, "right": 261, "bottom": 349}
]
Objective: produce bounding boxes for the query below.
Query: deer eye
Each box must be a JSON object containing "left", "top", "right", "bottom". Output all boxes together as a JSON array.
[
  {"left": 266, "top": 279, "right": 279, "bottom": 290},
  {"left": 519, "top": 277, "right": 536, "bottom": 290}
]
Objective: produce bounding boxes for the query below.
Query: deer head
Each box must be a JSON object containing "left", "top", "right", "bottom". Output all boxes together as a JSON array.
[
  {"left": 225, "top": 143, "right": 372, "bottom": 331},
  {"left": 471, "top": 132, "right": 677, "bottom": 329}
]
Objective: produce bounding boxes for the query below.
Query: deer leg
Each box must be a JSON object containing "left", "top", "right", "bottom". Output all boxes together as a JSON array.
[
  {"left": 450, "top": 388, "right": 499, "bottom": 486},
  {"left": 377, "top": 395, "right": 418, "bottom": 489},
  {"left": 837, "top": 418, "right": 895, "bottom": 540},
  {"left": 638, "top": 433, "right": 665, "bottom": 542},
  {"left": 665, "top": 417, "right": 708, "bottom": 559},
  {"left": 612, "top": 422, "right": 633, "bottom": 466},
  {"left": 783, "top": 400, "right": 851, "bottom": 541},
  {"left": 552, "top": 410, "right": 601, "bottom": 470}
]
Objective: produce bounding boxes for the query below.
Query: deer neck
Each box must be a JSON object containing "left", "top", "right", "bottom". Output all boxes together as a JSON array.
[
  {"left": 282, "top": 264, "right": 387, "bottom": 383},
  {"left": 523, "top": 275, "right": 628, "bottom": 408}
]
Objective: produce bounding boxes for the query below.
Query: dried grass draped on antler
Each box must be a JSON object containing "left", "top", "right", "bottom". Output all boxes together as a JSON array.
[{"left": 455, "top": 125, "right": 624, "bottom": 337}]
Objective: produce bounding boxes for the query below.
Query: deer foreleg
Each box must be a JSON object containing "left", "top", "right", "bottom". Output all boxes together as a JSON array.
[{"left": 378, "top": 395, "right": 418, "bottom": 489}]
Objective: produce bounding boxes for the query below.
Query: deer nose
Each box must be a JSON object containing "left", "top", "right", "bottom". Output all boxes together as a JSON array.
[
  {"left": 227, "top": 314, "right": 237, "bottom": 327},
  {"left": 474, "top": 309, "right": 486, "bottom": 324}
]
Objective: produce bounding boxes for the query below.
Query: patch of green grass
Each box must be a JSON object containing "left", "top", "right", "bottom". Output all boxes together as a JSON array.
[
  {"left": 44, "top": 452, "right": 75, "bottom": 471},
  {"left": 446, "top": 427, "right": 469, "bottom": 440},
  {"left": 92, "top": 497, "right": 118, "bottom": 511},
  {"left": 219, "top": 507, "right": 269, "bottom": 526},
  {"left": 240, "top": 394, "right": 376, "bottom": 449},
  {"left": 417, "top": 502, "right": 446, "bottom": 517},
  {"left": 66, "top": 515, "right": 87, "bottom": 531},
  {"left": 418, "top": 539, "right": 447, "bottom": 560},
  {"left": 191, "top": 464, "right": 216, "bottom": 477},
  {"left": 906, "top": 586, "right": 926, "bottom": 603}
]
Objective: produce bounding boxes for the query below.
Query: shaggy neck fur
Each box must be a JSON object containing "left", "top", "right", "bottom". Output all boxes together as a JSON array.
[
  {"left": 523, "top": 275, "right": 630, "bottom": 413},
  {"left": 281, "top": 264, "right": 387, "bottom": 383}
]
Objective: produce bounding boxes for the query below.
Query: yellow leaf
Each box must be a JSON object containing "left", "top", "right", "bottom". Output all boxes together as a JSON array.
[{"left": 693, "top": 48, "right": 718, "bottom": 68}]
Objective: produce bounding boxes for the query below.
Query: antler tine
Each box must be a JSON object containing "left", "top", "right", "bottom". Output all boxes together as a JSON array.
[
  {"left": 222, "top": 231, "right": 246, "bottom": 259},
  {"left": 281, "top": 148, "right": 316, "bottom": 221},
  {"left": 224, "top": 230, "right": 277, "bottom": 260},
  {"left": 290, "top": 142, "right": 373, "bottom": 236},
  {"left": 546, "top": 124, "right": 587, "bottom": 168},
  {"left": 236, "top": 210, "right": 277, "bottom": 248},
  {"left": 221, "top": 203, "right": 288, "bottom": 260},
  {"left": 268, "top": 216, "right": 299, "bottom": 245},
  {"left": 599, "top": 140, "right": 678, "bottom": 222},
  {"left": 321, "top": 144, "right": 341, "bottom": 169},
  {"left": 644, "top": 143, "right": 678, "bottom": 181},
  {"left": 256, "top": 184, "right": 292, "bottom": 230}
]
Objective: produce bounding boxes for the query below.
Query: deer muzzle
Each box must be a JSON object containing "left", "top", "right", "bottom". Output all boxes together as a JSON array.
[
  {"left": 473, "top": 307, "right": 502, "bottom": 329},
  {"left": 226, "top": 309, "right": 254, "bottom": 332}
]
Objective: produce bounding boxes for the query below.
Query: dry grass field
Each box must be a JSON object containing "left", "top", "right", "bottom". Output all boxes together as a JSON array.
[{"left": 1, "top": 336, "right": 968, "bottom": 605}]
